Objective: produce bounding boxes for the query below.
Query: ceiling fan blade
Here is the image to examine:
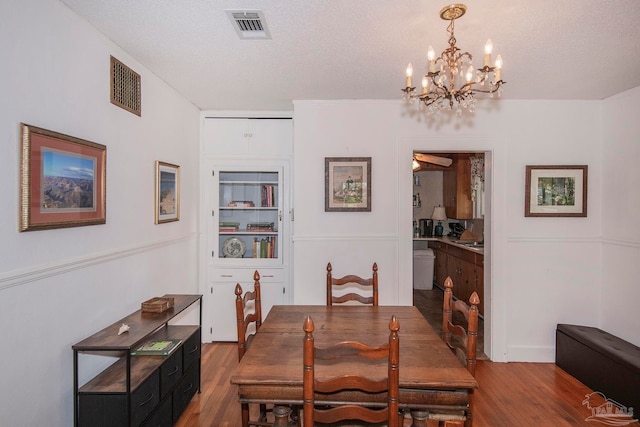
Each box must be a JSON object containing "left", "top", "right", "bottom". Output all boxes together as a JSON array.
[{"left": 414, "top": 153, "right": 453, "bottom": 167}]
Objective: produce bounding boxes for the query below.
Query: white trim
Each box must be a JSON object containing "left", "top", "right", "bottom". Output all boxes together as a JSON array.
[
  {"left": 0, "top": 234, "right": 196, "bottom": 291},
  {"left": 201, "top": 110, "right": 293, "bottom": 118},
  {"left": 292, "top": 234, "right": 398, "bottom": 241},
  {"left": 507, "top": 344, "right": 556, "bottom": 362},
  {"left": 602, "top": 237, "right": 640, "bottom": 248},
  {"left": 507, "top": 236, "right": 602, "bottom": 244}
]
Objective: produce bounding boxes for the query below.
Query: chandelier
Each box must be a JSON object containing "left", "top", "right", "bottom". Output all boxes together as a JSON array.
[{"left": 401, "top": 4, "right": 505, "bottom": 114}]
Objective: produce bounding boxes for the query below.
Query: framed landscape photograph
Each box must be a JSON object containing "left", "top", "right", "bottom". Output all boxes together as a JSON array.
[
  {"left": 525, "top": 165, "right": 588, "bottom": 217},
  {"left": 19, "top": 123, "right": 106, "bottom": 231},
  {"left": 155, "top": 161, "right": 180, "bottom": 224},
  {"left": 325, "top": 157, "right": 371, "bottom": 212}
]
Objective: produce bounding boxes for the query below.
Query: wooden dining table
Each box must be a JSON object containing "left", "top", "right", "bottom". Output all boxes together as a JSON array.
[{"left": 230, "top": 305, "right": 478, "bottom": 426}]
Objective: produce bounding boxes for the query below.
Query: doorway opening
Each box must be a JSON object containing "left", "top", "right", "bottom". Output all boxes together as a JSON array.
[{"left": 411, "top": 151, "right": 490, "bottom": 360}]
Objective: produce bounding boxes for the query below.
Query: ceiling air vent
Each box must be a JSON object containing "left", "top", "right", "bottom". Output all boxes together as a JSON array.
[
  {"left": 110, "top": 56, "right": 141, "bottom": 116},
  {"left": 226, "top": 10, "right": 271, "bottom": 39}
]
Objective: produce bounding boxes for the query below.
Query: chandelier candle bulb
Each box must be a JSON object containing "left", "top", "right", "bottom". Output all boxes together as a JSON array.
[
  {"left": 427, "top": 46, "right": 436, "bottom": 73},
  {"left": 422, "top": 75, "right": 429, "bottom": 94},
  {"left": 484, "top": 39, "right": 493, "bottom": 67},
  {"left": 495, "top": 54, "right": 503, "bottom": 81},
  {"left": 465, "top": 65, "right": 474, "bottom": 83},
  {"left": 406, "top": 63, "right": 413, "bottom": 87}
]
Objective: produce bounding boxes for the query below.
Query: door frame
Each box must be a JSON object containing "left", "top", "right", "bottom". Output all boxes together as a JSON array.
[{"left": 398, "top": 138, "right": 499, "bottom": 360}]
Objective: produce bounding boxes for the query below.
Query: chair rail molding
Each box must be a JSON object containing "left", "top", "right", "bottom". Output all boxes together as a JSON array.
[
  {"left": 292, "top": 234, "right": 398, "bottom": 241},
  {"left": 0, "top": 233, "right": 196, "bottom": 291}
]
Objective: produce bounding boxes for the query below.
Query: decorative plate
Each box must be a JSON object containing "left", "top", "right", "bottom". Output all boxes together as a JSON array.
[{"left": 222, "top": 237, "right": 246, "bottom": 258}]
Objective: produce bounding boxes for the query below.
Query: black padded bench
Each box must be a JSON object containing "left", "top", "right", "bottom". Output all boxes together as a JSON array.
[{"left": 556, "top": 324, "right": 640, "bottom": 413}]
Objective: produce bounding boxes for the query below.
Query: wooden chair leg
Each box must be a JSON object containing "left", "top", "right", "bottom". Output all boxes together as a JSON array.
[
  {"left": 241, "top": 402, "right": 250, "bottom": 427},
  {"left": 410, "top": 410, "right": 428, "bottom": 427},
  {"left": 398, "top": 411, "right": 406, "bottom": 426},
  {"left": 258, "top": 403, "right": 268, "bottom": 422},
  {"left": 289, "top": 405, "right": 301, "bottom": 426},
  {"left": 272, "top": 405, "right": 291, "bottom": 427}
]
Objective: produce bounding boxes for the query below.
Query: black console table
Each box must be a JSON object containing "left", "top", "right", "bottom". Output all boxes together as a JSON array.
[{"left": 72, "top": 294, "right": 202, "bottom": 427}]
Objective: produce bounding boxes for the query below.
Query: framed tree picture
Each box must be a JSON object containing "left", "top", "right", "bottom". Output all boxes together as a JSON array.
[
  {"left": 155, "top": 161, "right": 180, "bottom": 224},
  {"left": 525, "top": 165, "right": 588, "bottom": 217},
  {"left": 19, "top": 123, "right": 106, "bottom": 231},
  {"left": 325, "top": 157, "right": 371, "bottom": 212}
]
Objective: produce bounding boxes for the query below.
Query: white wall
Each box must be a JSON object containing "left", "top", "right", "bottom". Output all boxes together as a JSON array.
[
  {"left": 292, "top": 98, "right": 608, "bottom": 362},
  {"left": 600, "top": 86, "right": 640, "bottom": 346},
  {"left": 0, "top": 0, "right": 200, "bottom": 425},
  {"left": 2, "top": 1, "right": 638, "bottom": 423}
]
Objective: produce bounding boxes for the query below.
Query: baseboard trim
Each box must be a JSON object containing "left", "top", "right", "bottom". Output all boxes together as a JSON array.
[{"left": 507, "top": 344, "right": 555, "bottom": 362}]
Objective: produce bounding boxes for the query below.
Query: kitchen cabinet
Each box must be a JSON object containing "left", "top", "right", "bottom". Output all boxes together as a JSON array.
[
  {"left": 444, "top": 245, "right": 477, "bottom": 306},
  {"left": 72, "top": 294, "right": 202, "bottom": 427},
  {"left": 430, "top": 241, "right": 449, "bottom": 288},
  {"left": 428, "top": 241, "right": 484, "bottom": 316},
  {"left": 200, "top": 117, "right": 292, "bottom": 342},
  {"left": 443, "top": 154, "right": 473, "bottom": 219}
]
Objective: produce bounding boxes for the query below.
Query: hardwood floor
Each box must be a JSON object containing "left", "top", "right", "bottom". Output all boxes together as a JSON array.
[{"left": 176, "top": 343, "right": 639, "bottom": 427}]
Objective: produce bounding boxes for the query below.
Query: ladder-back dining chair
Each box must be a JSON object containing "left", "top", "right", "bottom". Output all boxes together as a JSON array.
[
  {"left": 302, "top": 314, "right": 401, "bottom": 427},
  {"left": 423, "top": 276, "right": 480, "bottom": 427},
  {"left": 235, "top": 271, "right": 270, "bottom": 427},
  {"left": 442, "top": 276, "right": 480, "bottom": 377},
  {"left": 326, "top": 262, "right": 379, "bottom": 306}
]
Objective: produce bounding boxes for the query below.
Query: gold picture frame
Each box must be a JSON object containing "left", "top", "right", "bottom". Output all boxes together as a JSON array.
[
  {"left": 525, "top": 165, "right": 588, "bottom": 217},
  {"left": 19, "top": 123, "right": 106, "bottom": 231},
  {"left": 155, "top": 161, "right": 180, "bottom": 224},
  {"left": 325, "top": 157, "right": 371, "bottom": 212}
]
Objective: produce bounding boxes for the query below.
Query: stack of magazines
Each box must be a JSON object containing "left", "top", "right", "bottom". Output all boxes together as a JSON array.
[{"left": 131, "top": 339, "right": 182, "bottom": 356}]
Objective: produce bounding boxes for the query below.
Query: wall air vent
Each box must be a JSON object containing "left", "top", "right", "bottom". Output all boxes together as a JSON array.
[
  {"left": 225, "top": 10, "right": 271, "bottom": 39},
  {"left": 110, "top": 56, "right": 141, "bottom": 116}
]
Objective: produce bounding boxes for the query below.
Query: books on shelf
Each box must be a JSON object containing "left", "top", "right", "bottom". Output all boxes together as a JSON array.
[
  {"left": 252, "top": 236, "right": 276, "bottom": 258},
  {"left": 246, "top": 222, "right": 275, "bottom": 232},
  {"left": 219, "top": 221, "right": 240, "bottom": 232},
  {"left": 131, "top": 339, "right": 182, "bottom": 356},
  {"left": 261, "top": 185, "right": 276, "bottom": 207}
]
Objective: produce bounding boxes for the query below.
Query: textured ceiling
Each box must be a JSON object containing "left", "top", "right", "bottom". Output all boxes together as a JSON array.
[{"left": 59, "top": 0, "right": 640, "bottom": 111}]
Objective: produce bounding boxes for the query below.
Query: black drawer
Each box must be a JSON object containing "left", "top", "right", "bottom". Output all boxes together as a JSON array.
[
  {"left": 183, "top": 328, "right": 201, "bottom": 369},
  {"left": 160, "top": 347, "right": 183, "bottom": 397},
  {"left": 172, "top": 363, "right": 200, "bottom": 423},
  {"left": 131, "top": 370, "right": 160, "bottom": 427},
  {"left": 78, "top": 393, "right": 127, "bottom": 427},
  {"left": 141, "top": 394, "right": 172, "bottom": 427},
  {"left": 79, "top": 370, "right": 160, "bottom": 427}
]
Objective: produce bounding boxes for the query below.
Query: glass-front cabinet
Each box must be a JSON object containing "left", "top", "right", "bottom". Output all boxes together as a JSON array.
[
  {"left": 201, "top": 117, "right": 292, "bottom": 342},
  {"left": 206, "top": 160, "right": 290, "bottom": 341},
  {"left": 212, "top": 166, "right": 285, "bottom": 265}
]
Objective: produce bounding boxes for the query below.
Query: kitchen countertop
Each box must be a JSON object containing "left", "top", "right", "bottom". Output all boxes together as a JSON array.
[{"left": 413, "top": 236, "right": 484, "bottom": 255}]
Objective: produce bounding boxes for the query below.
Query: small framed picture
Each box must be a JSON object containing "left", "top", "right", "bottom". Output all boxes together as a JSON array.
[
  {"left": 325, "top": 157, "right": 371, "bottom": 212},
  {"left": 525, "top": 165, "right": 588, "bottom": 217},
  {"left": 155, "top": 161, "right": 180, "bottom": 224},
  {"left": 19, "top": 123, "right": 106, "bottom": 231}
]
